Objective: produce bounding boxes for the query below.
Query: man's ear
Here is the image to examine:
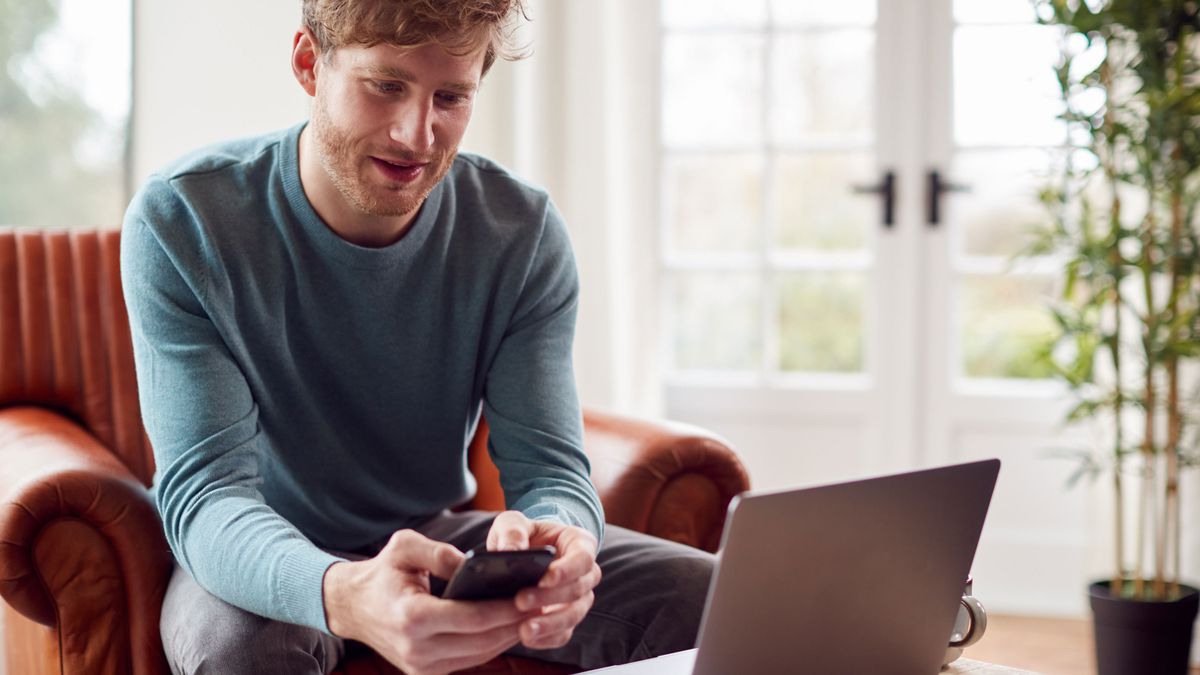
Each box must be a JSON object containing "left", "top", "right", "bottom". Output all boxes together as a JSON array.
[{"left": 292, "top": 28, "right": 321, "bottom": 97}]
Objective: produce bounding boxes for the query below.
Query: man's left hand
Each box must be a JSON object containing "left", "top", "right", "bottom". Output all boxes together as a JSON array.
[{"left": 486, "top": 510, "right": 602, "bottom": 651}]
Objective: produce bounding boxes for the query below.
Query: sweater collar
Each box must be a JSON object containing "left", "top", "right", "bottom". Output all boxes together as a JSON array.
[{"left": 279, "top": 121, "right": 444, "bottom": 270}]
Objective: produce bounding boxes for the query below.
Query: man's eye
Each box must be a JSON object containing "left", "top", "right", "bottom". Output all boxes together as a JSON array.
[
  {"left": 374, "top": 81, "right": 402, "bottom": 94},
  {"left": 437, "top": 93, "right": 467, "bottom": 106}
]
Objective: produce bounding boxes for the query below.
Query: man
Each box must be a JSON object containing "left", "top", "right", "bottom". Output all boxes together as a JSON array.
[{"left": 120, "top": 2, "right": 713, "bottom": 674}]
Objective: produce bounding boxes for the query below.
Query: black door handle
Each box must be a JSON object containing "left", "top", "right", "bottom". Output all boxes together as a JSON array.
[
  {"left": 851, "top": 170, "right": 895, "bottom": 228},
  {"left": 927, "top": 170, "right": 970, "bottom": 226}
]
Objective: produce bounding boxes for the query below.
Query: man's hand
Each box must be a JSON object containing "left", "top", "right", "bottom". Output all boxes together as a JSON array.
[
  {"left": 323, "top": 529, "right": 537, "bottom": 675},
  {"left": 487, "top": 510, "right": 602, "bottom": 651}
]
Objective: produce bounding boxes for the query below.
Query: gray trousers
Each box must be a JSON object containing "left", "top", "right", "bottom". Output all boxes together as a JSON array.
[{"left": 160, "top": 511, "right": 714, "bottom": 674}]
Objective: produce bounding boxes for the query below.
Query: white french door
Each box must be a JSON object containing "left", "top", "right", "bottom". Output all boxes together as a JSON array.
[{"left": 659, "top": 0, "right": 1090, "bottom": 616}]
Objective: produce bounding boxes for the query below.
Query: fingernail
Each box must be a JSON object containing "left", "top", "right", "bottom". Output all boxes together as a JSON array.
[
  {"left": 529, "top": 620, "right": 543, "bottom": 636},
  {"left": 539, "top": 572, "right": 558, "bottom": 587},
  {"left": 517, "top": 591, "right": 534, "bottom": 609}
]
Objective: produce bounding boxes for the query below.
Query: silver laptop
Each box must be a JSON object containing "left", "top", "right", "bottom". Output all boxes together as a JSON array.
[{"left": 584, "top": 459, "right": 1001, "bottom": 675}]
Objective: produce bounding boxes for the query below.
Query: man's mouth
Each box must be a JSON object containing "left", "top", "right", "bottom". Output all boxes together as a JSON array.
[{"left": 371, "top": 156, "right": 427, "bottom": 183}]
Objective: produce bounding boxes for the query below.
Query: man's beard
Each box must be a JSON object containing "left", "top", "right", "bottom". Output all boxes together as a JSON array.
[{"left": 310, "top": 94, "right": 453, "bottom": 219}]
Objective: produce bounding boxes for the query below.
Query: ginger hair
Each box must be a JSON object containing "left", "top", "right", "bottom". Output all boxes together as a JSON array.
[{"left": 301, "top": 0, "right": 528, "bottom": 74}]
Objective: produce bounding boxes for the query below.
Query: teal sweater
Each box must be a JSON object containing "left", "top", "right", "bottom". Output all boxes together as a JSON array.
[{"left": 120, "top": 122, "right": 602, "bottom": 634}]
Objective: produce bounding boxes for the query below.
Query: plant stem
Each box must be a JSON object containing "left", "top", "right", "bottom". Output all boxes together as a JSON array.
[
  {"left": 1162, "top": 142, "right": 1185, "bottom": 599},
  {"left": 1099, "top": 57, "right": 1125, "bottom": 597},
  {"left": 1135, "top": 209, "right": 1158, "bottom": 598}
]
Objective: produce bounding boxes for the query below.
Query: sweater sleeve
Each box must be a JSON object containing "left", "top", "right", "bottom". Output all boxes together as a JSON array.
[
  {"left": 121, "top": 181, "right": 343, "bottom": 633},
  {"left": 481, "top": 200, "right": 605, "bottom": 543}
]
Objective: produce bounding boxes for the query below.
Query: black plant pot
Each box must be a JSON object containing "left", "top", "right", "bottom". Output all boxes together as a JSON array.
[{"left": 1090, "top": 580, "right": 1200, "bottom": 675}]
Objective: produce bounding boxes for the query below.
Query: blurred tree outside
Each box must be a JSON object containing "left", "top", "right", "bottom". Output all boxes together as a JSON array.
[{"left": 0, "top": 0, "right": 129, "bottom": 228}]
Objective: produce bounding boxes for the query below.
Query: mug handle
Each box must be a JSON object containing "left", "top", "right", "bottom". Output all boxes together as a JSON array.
[{"left": 949, "top": 595, "right": 987, "bottom": 648}]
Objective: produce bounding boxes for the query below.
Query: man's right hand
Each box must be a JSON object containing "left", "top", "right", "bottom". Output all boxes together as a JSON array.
[{"left": 322, "top": 529, "right": 537, "bottom": 675}]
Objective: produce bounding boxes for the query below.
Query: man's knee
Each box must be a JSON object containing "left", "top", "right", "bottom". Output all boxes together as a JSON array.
[
  {"left": 594, "top": 533, "right": 715, "bottom": 658},
  {"left": 637, "top": 550, "right": 713, "bottom": 653}
]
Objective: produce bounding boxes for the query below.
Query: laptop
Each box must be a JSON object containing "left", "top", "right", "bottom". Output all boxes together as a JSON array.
[{"left": 584, "top": 459, "right": 1001, "bottom": 675}]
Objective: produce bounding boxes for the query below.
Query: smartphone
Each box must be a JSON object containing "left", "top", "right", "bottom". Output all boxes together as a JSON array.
[{"left": 441, "top": 545, "right": 556, "bottom": 601}]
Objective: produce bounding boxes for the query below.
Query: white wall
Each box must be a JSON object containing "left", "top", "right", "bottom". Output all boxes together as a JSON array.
[{"left": 132, "top": 2, "right": 310, "bottom": 184}]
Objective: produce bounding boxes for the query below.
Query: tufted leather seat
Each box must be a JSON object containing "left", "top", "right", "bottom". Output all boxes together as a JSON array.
[{"left": 0, "top": 226, "right": 750, "bottom": 675}]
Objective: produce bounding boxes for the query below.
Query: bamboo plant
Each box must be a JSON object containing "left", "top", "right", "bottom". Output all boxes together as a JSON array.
[{"left": 1029, "top": 0, "right": 1200, "bottom": 601}]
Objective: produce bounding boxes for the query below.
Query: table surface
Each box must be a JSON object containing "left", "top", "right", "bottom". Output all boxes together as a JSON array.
[
  {"left": 945, "top": 657, "right": 1039, "bottom": 674},
  {"left": 583, "top": 651, "right": 1038, "bottom": 674}
]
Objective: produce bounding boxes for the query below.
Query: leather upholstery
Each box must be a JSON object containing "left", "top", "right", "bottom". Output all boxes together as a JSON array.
[{"left": 0, "top": 227, "right": 751, "bottom": 675}]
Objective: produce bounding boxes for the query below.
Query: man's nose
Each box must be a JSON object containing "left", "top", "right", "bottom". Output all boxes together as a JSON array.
[{"left": 390, "top": 100, "right": 434, "bottom": 153}]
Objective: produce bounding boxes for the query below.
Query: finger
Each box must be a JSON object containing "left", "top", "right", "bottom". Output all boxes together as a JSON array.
[
  {"left": 487, "top": 510, "right": 532, "bottom": 551},
  {"left": 422, "top": 648, "right": 522, "bottom": 675},
  {"left": 520, "top": 591, "right": 594, "bottom": 648},
  {"left": 517, "top": 563, "right": 601, "bottom": 611},
  {"left": 523, "top": 626, "right": 576, "bottom": 651},
  {"left": 383, "top": 530, "right": 464, "bottom": 580},
  {"left": 404, "top": 593, "right": 537, "bottom": 635},
  {"left": 527, "top": 520, "right": 598, "bottom": 556},
  {"left": 541, "top": 548, "right": 597, "bottom": 588},
  {"left": 421, "top": 634, "right": 524, "bottom": 675},
  {"left": 402, "top": 622, "right": 524, "bottom": 674}
]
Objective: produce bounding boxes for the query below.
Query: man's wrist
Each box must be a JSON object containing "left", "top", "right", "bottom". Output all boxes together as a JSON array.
[{"left": 322, "top": 560, "right": 358, "bottom": 638}]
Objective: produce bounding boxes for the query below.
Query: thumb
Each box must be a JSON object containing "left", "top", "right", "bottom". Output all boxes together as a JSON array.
[
  {"left": 489, "top": 510, "right": 531, "bottom": 551},
  {"left": 382, "top": 530, "right": 464, "bottom": 579}
]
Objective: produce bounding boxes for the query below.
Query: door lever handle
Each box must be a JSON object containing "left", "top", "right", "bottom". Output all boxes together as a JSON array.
[
  {"left": 927, "top": 169, "right": 970, "bottom": 226},
  {"left": 851, "top": 170, "right": 895, "bottom": 228}
]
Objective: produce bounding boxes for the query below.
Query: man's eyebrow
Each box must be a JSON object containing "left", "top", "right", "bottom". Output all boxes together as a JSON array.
[{"left": 360, "top": 65, "right": 477, "bottom": 94}]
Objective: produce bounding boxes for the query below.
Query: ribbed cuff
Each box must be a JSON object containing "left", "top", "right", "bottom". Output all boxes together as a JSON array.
[
  {"left": 523, "top": 501, "right": 604, "bottom": 545},
  {"left": 276, "top": 547, "right": 346, "bottom": 634}
]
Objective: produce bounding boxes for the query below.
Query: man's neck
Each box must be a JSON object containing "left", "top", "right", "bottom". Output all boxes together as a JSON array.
[{"left": 297, "top": 125, "right": 418, "bottom": 248}]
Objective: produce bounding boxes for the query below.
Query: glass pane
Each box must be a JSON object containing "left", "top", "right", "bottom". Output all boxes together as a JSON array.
[
  {"left": 779, "top": 272, "right": 865, "bottom": 373},
  {"left": 1, "top": 0, "right": 131, "bottom": 228},
  {"left": 954, "top": 0, "right": 1038, "bottom": 24},
  {"left": 949, "top": 149, "right": 1056, "bottom": 257},
  {"left": 661, "top": 0, "right": 767, "bottom": 29},
  {"left": 960, "top": 275, "right": 1057, "bottom": 380},
  {"left": 663, "top": 35, "right": 765, "bottom": 148},
  {"left": 672, "top": 272, "right": 762, "bottom": 371},
  {"left": 664, "top": 154, "right": 763, "bottom": 253},
  {"left": 954, "top": 25, "right": 1065, "bottom": 147},
  {"left": 770, "top": 0, "right": 876, "bottom": 26},
  {"left": 772, "top": 152, "right": 874, "bottom": 251},
  {"left": 771, "top": 31, "right": 874, "bottom": 145}
]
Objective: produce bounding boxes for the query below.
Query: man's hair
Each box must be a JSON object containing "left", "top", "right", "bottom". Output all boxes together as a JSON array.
[{"left": 302, "top": 0, "right": 528, "bottom": 74}]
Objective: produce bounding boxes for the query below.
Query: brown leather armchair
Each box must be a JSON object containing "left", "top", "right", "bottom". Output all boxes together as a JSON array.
[{"left": 0, "top": 227, "right": 750, "bottom": 675}]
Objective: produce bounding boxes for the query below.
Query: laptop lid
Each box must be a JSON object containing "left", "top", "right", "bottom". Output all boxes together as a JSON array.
[{"left": 692, "top": 459, "right": 1000, "bottom": 675}]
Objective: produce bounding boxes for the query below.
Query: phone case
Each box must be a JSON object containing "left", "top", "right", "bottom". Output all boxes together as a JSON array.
[{"left": 442, "top": 546, "right": 556, "bottom": 600}]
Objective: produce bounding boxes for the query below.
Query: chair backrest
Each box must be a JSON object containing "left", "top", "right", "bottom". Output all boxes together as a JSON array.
[
  {"left": 0, "top": 227, "right": 153, "bottom": 484},
  {"left": 0, "top": 227, "right": 503, "bottom": 500}
]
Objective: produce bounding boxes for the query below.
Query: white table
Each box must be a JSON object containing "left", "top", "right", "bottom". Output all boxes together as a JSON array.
[
  {"left": 582, "top": 650, "right": 1039, "bottom": 674},
  {"left": 945, "top": 657, "right": 1039, "bottom": 674}
]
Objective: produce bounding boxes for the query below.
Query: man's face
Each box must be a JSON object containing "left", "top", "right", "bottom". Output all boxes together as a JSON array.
[{"left": 304, "top": 38, "right": 484, "bottom": 229}]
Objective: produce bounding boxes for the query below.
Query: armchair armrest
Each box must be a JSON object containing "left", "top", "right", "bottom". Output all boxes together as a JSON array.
[
  {"left": 583, "top": 409, "right": 750, "bottom": 552},
  {"left": 0, "top": 406, "right": 171, "bottom": 675}
]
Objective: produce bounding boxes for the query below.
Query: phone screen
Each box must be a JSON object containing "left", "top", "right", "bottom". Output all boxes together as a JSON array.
[{"left": 441, "top": 546, "right": 557, "bottom": 601}]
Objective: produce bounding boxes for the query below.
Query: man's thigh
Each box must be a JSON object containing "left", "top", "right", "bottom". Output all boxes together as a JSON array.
[{"left": 160, "top": 564, "right": 344, "bottom": 675}]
